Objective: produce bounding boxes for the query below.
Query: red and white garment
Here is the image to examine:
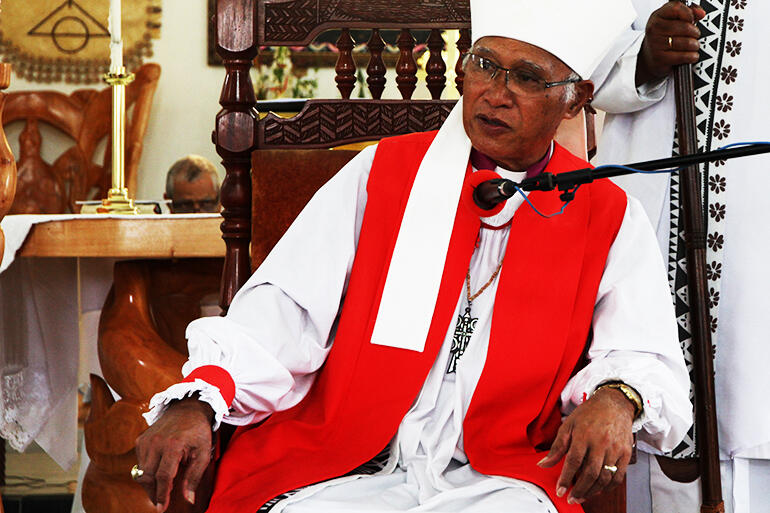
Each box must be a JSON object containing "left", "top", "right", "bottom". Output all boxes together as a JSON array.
[{"left": 146, "top": 103, "right": 690, "bottom": 513}]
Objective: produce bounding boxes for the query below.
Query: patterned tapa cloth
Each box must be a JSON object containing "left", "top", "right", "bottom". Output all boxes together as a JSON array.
[{"left": 0, "top": 0, "right": 161, "bottom": 84}]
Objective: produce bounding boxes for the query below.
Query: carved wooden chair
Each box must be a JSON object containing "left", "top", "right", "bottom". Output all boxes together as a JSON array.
[{"left": 1, "top": 63, "right": 160, "bottom": 214}]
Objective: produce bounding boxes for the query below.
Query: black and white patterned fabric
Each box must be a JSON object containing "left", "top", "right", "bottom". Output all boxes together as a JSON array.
[{"left": 666, "top": 0, "right": 744, "bottom": 459}]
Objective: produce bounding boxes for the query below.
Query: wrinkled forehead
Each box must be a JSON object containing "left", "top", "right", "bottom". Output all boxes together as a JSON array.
[{"left": 471, "top": 36, "right": 574, "bottom": 76}]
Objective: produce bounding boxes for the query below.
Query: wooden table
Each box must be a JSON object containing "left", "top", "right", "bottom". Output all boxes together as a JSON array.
[{"left": 18, "top": 216, "right": 224, "bottom": 258}]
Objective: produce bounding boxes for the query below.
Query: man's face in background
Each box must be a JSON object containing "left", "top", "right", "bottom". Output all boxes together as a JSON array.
[{"left": 170, "top": 172, "right": 220, "bottom": 213}]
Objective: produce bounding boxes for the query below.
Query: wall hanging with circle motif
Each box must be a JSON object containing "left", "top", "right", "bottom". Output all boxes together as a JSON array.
[{"left": 0, "top": 0, "right": 161, "bottom": 84}]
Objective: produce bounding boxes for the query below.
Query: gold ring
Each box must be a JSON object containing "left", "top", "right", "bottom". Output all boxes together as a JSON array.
[
  {"left": 668, "top": 36, "right": 674, "bottom": 49},
  {"left": 603, "top": 464, "right": 618, "bottom": 474},
  {"left": 131, "top": 464, "right": 144, "bottom": 481}
]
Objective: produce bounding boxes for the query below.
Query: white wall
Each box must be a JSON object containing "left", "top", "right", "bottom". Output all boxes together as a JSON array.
[{"left": 7, "top": 0, "right": 226, "bottom": 200}]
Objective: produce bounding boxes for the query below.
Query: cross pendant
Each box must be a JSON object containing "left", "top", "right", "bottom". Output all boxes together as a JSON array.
[{"left": 447, "top": 304, "right": 477, "bottom": 373}]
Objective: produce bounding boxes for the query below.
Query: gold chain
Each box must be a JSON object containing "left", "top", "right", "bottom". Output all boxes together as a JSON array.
[{"left": 466, "top": 260, "right": 504, "bottom": 304}]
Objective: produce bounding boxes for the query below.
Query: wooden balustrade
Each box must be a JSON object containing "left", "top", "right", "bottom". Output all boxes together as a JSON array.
[{"left": 327, "top": 28, "right": 471, "bottom": 101}]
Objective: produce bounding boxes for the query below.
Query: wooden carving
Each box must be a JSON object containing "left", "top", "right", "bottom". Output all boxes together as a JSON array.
[
  {"left": 2, "top": 63, "right": 160, "bottom": 213},
  {"left": 9, "top": 119, "right": 66, "bottom": 214},
  {"left": 259, "top": 100, "right": 454, "bottom": 149},
  {"left": 83, "top": 259, "right": 222, "bottom": 513},
  {"left": 259, "top": 0, "right": 471, "bottom": 44},
  {"left": 0, "top": 63, "right": 15, "bottom": 270}
]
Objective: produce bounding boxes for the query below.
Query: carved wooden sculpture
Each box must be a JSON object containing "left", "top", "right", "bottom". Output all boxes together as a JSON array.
[
  {"left": 0, "top": 63, "right": 16, "bottom": 265},
  {"left": 0, "top": 64, "right": 15, "bottom": 508},
  {"left": 2, "top": 63, "right": 160, "bottom": 213},
  {"left": 84, "top": 259, "right": 222, "bottom": 513}
]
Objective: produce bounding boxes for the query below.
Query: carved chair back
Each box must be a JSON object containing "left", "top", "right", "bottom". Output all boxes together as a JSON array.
[
  {"left": 2, "top": 63, "right": 160, "bottom": 214},
  {"left": 217, "top": 0, "right": 595, "bottom": 304}
]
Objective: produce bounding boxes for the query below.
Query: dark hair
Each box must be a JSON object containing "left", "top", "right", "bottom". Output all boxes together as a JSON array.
[{"left": 165, "top": 155, "right": 220, "bottom": 197}]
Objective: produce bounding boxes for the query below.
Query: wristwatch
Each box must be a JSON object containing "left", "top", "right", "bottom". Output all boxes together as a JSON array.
[{"left": 595, "top": 381, "right": 643, "bottom": 419}]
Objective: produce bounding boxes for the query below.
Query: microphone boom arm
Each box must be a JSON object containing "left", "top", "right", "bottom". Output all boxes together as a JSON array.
[{"left": 473, "top": 142, "right": 770, "bottom": 208}]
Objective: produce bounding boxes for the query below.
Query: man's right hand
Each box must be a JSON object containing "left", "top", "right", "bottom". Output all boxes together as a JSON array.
[
  {"left": 135, "top": 396, "right": 215, "bottom": 512},
  {"left": 636, "top": 1, "right": 706, "bottom": 86}
]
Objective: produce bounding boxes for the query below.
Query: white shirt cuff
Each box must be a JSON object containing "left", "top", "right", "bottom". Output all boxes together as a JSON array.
[{"left": 143, "top": 379, "right": 230, "bottom": 431}]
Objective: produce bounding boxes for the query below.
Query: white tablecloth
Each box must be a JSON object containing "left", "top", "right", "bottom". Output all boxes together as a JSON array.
[{"left": 0, "top": 213, "right": 219, "bottom": 469}]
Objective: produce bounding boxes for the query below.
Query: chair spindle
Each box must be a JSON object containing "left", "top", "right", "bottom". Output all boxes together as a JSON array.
[
  {"left": 366, "top": 29, "right": 387, "bottom": 100},
  {"left": 426, "top": 29, "right": 446, "bottom": 100},
  {"left": 335, "top": 29, "right": 356, "bottom": 99},
  {"left": 396, "top": 29, "right": 417, "bottom": 100},
  {"left": 455, "top": 28, "right": 472, "bottom": 96}
]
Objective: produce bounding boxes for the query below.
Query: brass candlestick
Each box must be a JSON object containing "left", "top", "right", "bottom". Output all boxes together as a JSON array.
[{"left": 81, "top": 67, "right": 155, "bottom": 214}]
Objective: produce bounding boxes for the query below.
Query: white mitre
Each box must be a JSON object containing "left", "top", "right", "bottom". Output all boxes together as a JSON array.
[
  {"left": 371, "top": 0, "right": 636, "bottom": 353},
  {"left": 471, "top": 0, "right": 637, "bottom": 78}
]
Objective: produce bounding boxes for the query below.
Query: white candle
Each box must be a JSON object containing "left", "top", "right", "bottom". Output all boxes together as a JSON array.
[{"left": 108, "top": 0, "right": 123, "bottom": 73}]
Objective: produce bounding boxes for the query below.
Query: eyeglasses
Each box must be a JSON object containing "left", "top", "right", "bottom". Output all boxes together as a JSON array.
[
  {"left": 463, "top": 53, "right": 581, "bottom": 96},
  {"left": 171, "top": 199, "right": 220, "bottom": 213}
]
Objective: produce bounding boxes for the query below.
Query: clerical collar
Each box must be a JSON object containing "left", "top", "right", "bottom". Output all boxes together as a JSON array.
[{"left": 470, "top": 142, "right": 553, "bottom": 178}]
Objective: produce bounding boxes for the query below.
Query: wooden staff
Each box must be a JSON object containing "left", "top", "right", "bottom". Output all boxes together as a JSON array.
[{"left": 672, "top": 1, "right": 724, "bottom": 511}]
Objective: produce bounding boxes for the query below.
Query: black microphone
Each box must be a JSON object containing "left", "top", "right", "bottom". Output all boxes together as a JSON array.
[
  {"left": 472, "top": 172, "right": 575, "bottom": 211},
  {"left": 472, "top": 178, "right": 516, "bottom": 210},
  {"left": 473, "top": 170, "right": 588, "bottom": 211}
]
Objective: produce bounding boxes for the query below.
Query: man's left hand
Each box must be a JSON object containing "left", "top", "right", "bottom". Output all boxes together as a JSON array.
[{"left": 537, "top": 387, "right": 635, "bottom": 504}]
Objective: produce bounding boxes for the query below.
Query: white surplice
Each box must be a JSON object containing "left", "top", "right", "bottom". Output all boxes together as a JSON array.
[
  {"left": 592, "top": 0, "right": 770, "bottom": 510},
  {"left": 146, "top": 140, "right": 691, "bottom": 511}
]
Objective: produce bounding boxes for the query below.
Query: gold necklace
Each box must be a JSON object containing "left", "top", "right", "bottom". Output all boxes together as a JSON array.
[{"left": 447, "top": 259, "right": 504, "bottom": 374}]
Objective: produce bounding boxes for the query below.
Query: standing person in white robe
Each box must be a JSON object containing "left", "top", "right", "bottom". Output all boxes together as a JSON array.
[
  {"left": 592, "top": 1, "right": 770, "bottom": 511},
  {"left": 134, "top": 1, "right": 692, "bottom": 512}
]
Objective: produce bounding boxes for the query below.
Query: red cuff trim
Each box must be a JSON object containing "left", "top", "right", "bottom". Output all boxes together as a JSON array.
[
  {"left": 462, "top": 169, "right": 506, "bottom": 218},
  {"left": 182, "top": 365, "right": 236, "bottom": 408}
]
